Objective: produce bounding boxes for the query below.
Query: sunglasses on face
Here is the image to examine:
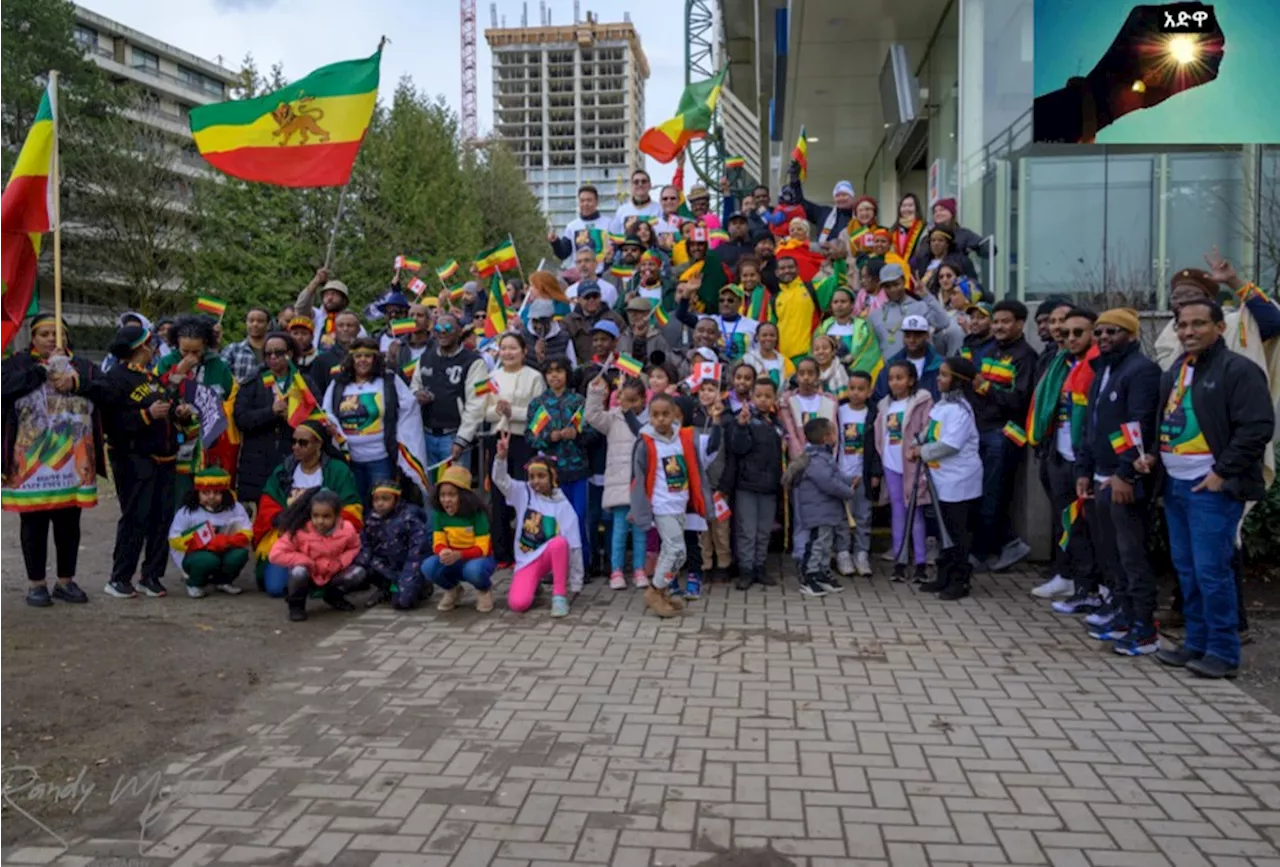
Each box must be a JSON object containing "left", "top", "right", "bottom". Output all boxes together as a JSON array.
[
  {"left": 433, "top": 322, "right": 455, "bottom": 334},
  {"left": 291, "top": 437, "right": 317, "bottom": 447},
  {"left": 632, "top": 179, "right": 650, "bottom": 186},
  {"left": 661, "top": 195, "right": 678, "bottom": 201},
  {"left": 1093, "top": 326, "right": 1122, "bottom": 337},
  {"left": 1066, "top": 327, "right": 1090, "bottom": 338}
]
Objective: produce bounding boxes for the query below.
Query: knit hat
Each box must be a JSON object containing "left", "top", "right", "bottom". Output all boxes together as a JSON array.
[
  {"left": 944, "top": 355, "right": 978, "bottom": 381},
  {"left": 954, "top": 277, "right": 982, "bottom": 304},
  {"left": 1170, "top": 268, "right": 1218, "bottom": 299},
  {"left": 437, "top": 464, "right": 473, "bottom": 491},
  {"left": 194, "top": 467, "right": 232, "bottom": 490},
  {"left": 371, "top": 479, "right": 402, "bottom": 498},
  {"left": 832, "top": 180, "right": 855, "bottom": 198},
  {"left": 109, "top": 323, "right": 152, "bottom": 358},
  {"left": 287, "top": 316, "right": 314, "bottom": 332},
  {"left": 933, "top": 197, "right": 957, "bottom": 218},
  {"left": 1097, "top": 307, "right": 1140, "bottom": 335}
]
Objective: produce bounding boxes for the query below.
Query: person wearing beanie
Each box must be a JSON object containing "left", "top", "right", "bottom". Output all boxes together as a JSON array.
[
  {"left": 1075, "top": 306, "right": 1163, "bottom": 657},
  {"left": 784, "top": 155, "right": 859, "bottom": 254},
  {"left": 167, "top": 467, "right": 253, "bottom": 598},
  {"left": 295, "top": 266, "right": 368, "bottom": 350},
  {"left": 1142, "top": 298, "right": 1275, "bottom": 679},
  {"left": 906, "top": 355, "right": 983, "bottom": 600},
  {"left": 4, "top": 312, "right": 106, "bottom": 608},
  {"left": 965, "top": 299, "right": 1039, "bottom": 573},
  {"left": 72, "top": 322, "right": 193, "bottom": 600},
  {"left": 929, "top": 197, "right": 991, "bottom": 261},
  {"left": 351, "top": 478, "right": 431, "bottom": 611}
]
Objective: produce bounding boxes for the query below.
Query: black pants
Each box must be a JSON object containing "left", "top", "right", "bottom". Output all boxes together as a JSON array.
[
  {"left": 285, "top": 564, "right": 368, "bottom": 605},
  {"left": 937, "top": 498, "right": 979, "bottom": 589},
  {"left": 489, "top": 433, "right": 531, "bottom": 564},
  {"left": 1046, "top": 451, "right": 1098, "bottom": 590},
  {"left": 683, "top": 529, "right": 704, "bottom": 577},
  {"left": 19, "top": 507, "right": 83, "bottom": 582},
  {"left": 110, "top": 454, "right": 176, "bottom": 586},
  {"left": 1090, "top": 483, "right": 1157, "bottom": 627}
]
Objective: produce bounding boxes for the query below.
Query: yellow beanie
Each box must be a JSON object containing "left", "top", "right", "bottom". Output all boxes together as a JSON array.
[{"left": 1097, "top": 307, "right": 1140, "bottom": 335}]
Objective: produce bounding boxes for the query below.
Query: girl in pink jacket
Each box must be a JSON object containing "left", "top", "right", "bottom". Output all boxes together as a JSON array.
[{"left": 269, "top": 488, "right": 365, "bottom": 622}]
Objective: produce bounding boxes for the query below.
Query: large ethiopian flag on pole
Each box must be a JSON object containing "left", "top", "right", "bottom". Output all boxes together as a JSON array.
[
  {"left": 638, "top": 66, "right": 727, "bottom": 164},
  {"left": 189, "top": 50, "right": 382, "bottom": 187},
  {"left": 1, "top": 82, "right": 57, "bottom": 350}
]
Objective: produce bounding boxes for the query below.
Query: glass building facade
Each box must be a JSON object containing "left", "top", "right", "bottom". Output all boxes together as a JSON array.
[{"left": 907, "top": 0, "right": 1280, "bottom": 308}]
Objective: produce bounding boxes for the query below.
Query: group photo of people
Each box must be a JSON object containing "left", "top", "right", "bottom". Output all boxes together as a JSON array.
[{"left": 4, "top": 159, "right": 1278, "bottom": 681}]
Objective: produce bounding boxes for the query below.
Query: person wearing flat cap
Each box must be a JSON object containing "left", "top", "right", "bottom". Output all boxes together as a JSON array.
[
  {"left": 1075, "top": 306, "right": 1163, "bottom": 658},
  {"left": 1138, "top": 295, "right": 1275, "bottom": 679},
  {"left": 295, "top": 266, "right": 368, "bottom": 350}
]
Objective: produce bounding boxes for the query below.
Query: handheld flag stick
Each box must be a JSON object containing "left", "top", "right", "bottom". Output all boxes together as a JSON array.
[
  {"left": 50, "top": 71, "right": 63, "bottom": 349},
  {"left": 323, "top": 182, "right": 350, "bottom": 271}
]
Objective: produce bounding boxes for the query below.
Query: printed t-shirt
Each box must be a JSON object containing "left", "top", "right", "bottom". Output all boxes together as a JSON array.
[
  {"left": 882, "top": 398, "right": 908, "bottom": 474},
  {"left": 837, "top": 404, "right": 869, "bottom": 479}
]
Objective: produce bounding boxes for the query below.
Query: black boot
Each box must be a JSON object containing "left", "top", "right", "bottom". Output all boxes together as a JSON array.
[
  {"left": 735, "top": 568, "right": 754, "bottom": 591},
  {"left": 323, "top": 587, "right": 355, "bottom": 611},
  {"left": 938, "top": 579, "right": 970, "bottom": 601},
  {"left": 756, "top": 565, "right": 777, "bottom": 587},
  {"left": 288, "top": 600, "right": 307, "bottom": 621},
  {"left": 918, "top": 571, "right": 948, "bottom": 593}
]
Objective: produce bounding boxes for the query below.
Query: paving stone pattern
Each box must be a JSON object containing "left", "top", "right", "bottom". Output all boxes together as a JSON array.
[{"left": 13, "top": 570, "right": 1280, "bottom": 867}]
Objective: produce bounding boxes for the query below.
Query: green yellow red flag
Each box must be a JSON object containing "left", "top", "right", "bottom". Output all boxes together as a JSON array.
[
  {"left": 638, "top": 66, "right": 727, "bottom": 164},
  {"left": 474, "top": 239, "right": 519, "bottom": 279},
  {"left": 188, "top": 51, "right": 381, "bottom": 187},
  {"left": 791, "top": 125, "right": 809, "bottom": 182},
  {"left": 1, "top": 84, "right": 57, "bottom": 350}
]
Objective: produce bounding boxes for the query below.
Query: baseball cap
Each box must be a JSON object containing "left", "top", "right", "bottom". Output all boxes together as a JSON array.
[
  {"left": 720, "top": 283, "right": 745, "bottom": 298},
  {"left": 901, "top": 315, "right": 930, "bottom": 333},
  {"left": 727, "top": 211, "right": 748, "bottom": 223},
  {"left": 879, "top": 262, "right": 905, "bottom": 283},
  {"left": 578, "top": 280, "right": 602, "bottom": 297},
  {"left": 966, "top": 302, "right": 993, "bottom": 318},
  {"left": 621, "top": 234, "right": 644, "bottom": 248},
  {"left": 591, "top": 320, "right": 620, "bottom": 339}
]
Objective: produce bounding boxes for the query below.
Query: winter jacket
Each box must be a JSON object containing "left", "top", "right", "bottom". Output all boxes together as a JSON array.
[
  {"left": 967, "top": 334, "right": 1038, "bottom": 432},
  {"left": 874, "top": 345, "right": 944, "bottom": 402},
  {"left": 628, "top": 424, "right": 713, "bottom": 529},
  {"left": 728, "top": 409, "right": 785, "bottom": 494},
  {"left": 269, "top": 519, "right": 361, "bottom": 585},
  {"left": 616, "top": 328, "right": 674, "bottom": 369},
  {"left": 779, "top": 390, "right": 839, "bottom": 460},
  {"left": 873, "top": 389, "right": 933, "bottom": 507},
  {"left": 525, "top": 388, "right": 596, "bottom": 484},
  {"left": 790, "top": 444, "right": 857, "bottom": 532},
  {"left": 564, "top": 307, "right": 627, "bottom": 364},
  {"left": 1158, "top": 338, "right": 1275, "bottom": 502},
  {"left": 586, "top": 384, "right": 640, "bottom": 510},
  {"left": 354, "top": 502, "right": 430, "bottom": 585},
  {"left": 168, "top": 502, "right": 252, "bottom": 569},
  {"left": 1076, "top": 341, "right": 1161, "bottom": 490},
  {"left": 78, "top": 361, "right": 181, "bottom": 461},
  {"left": 233, "top": 365, "right": 310, "bottom": 502},
  {"left": 2, "top": 351, "right": 106, "bottom": 483}
]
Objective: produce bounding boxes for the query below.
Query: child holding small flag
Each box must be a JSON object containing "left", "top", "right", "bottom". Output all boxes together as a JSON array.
[
  {"left": 525, "top": 357, "right": 596, "bottom": 562},
  {"left": 167, "top": 467, "right": 253, "bottom": 598},
  {"left": 586, "top": 372, "right": 649, "bottom": 590},
  {"left": 906, "top": 357, "right": 983, "bottom": 601}
]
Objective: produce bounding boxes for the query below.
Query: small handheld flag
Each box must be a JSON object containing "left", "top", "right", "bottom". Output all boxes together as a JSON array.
[
  {"left": 1059, "top": 498, "right": 1085, "bottom": 551},
  {"left": 713, "top": 491, "right": 732, "bottom": 520},
  {"left": 474, "top": 378, "right": 497, "bottom": 397},
  {"left": 195, "top": 296, "right": 228, "bottom": 319},
  {"left": 436, "top": 260, "right": 460, "bottom": 282},
  {"left": 407, "top": 277, "right": 428, "bottom": 297},
  {"left": 1002, "top": 421, "right": 1028, "bottom": 447},
  {"left": 651, "top": 304, "right": 670, "bottom": 327},
  {"left": 389, "top": 318, "right": 416, "bottom": 337},
  {"left": 529, "top": 404, "right": 552, "bottom": 436},
  {"left": 791, "top": 125, "right": 809, "bottom": 181},
  {"left": 614, "top": 353, "right": 644, "bottom": 377},
  {"left": 394, "top": 255, "right": 422, "bottom": 272},
  {"left": 725, "top": 155, "right": 745, "bottom": 171}
]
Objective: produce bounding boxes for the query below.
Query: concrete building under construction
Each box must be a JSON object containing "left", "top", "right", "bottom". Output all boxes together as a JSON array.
[{"left": 485, "top": 5, "right": 649, "bottom": 231}]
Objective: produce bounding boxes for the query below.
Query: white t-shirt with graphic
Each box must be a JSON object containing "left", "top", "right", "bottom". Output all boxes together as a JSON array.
[
  {"left": 881, "top": 398, "right": 909, "bottom": 474},
  {"left": 650, "top": 435, "right": 691, "bottom": 516},
  {"left": 837, "top": 404, "right": 869, "bottom": 480}
]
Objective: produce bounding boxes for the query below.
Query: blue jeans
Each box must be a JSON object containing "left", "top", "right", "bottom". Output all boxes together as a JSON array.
[
  {"left": 561, "top": 478, "right": 591, "bottom": 570},
  {"left": 974, "top": 427, "right": 1018, "bottom": 560},
  {"left": 1164, "top": 477, "right": 1244, "bottom": 667},
  {"left": 421, "top": 555, "right": 497, "bottom": 591},
  {"left": 263, "top": 562, "right": 289, "bottom": 597},
  {"left": 610, "top": 505, "right": 645, "bottom": 572},
  {"left": 423, "top": 432, "right": 455, "bottom": 468},
  {"left": 351, "top": 456, "right": 394, "bottom": 505}
]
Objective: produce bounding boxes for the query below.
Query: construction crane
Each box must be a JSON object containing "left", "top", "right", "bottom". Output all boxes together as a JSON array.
[{"left": 460, "top": 0, "right": 478, "bottom": 142}]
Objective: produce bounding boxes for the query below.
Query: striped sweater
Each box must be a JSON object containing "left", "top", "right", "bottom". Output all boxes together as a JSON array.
[{"left": 432, "top": 511, "right": 492, "bottom": 559}]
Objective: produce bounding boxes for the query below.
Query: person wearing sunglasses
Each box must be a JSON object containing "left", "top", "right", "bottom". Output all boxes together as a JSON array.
[
  {"left": 409, "top": 313, "right": 487, "bottom": 470},
  {"left": 251, "top": 419, "right": 363, "bottom": 597},
  {"left": 548, "top": 183, "right": 610, "bottom": 267},
  {"left": 1074, "top": 307, "right": 1162, "bottom": 658},
  {"left": 1030, "top": 309, "right": 1102, "bottom": 606},
  {"left": 233, "top": 332, "right": 317, "bottom": 507},
  {"left": 609, "top": 169, "right": 662, "bottom": 237}
]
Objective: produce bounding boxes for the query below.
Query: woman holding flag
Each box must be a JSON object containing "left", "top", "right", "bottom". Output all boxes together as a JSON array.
[
  {"left": 321, "top": 337, "right": 429, "bottom": 505},
  {"left": 234, "top": 332, "right": 319, "bottom": 505},
  {"left": 3, "top": 313, "right": 106, "bottom": 607}
]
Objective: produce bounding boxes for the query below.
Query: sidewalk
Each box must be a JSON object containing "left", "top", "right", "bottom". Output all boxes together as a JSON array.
[{"left": 13, "top": 568, "right": 1280, "bottom": 867}]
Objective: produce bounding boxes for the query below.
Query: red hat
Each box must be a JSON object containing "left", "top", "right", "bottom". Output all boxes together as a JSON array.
[
  {"left": 1170, "top": 268, "right": 1218, "bottom": 298},
  {"left": 933, "top": 197, "right": 957, "bottom": 217},
  {"left": 852, "top": 195, "right": 878, "bottom": 214}
]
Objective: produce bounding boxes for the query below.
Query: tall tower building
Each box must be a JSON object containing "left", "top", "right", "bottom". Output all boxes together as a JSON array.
[{"left": 485, "top": 9, "right": 649, "bottom": 232}]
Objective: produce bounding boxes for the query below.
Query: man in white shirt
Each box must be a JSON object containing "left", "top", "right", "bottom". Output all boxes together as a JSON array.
[{"left": 610, "top": 169, "right": 663, "bottom": 235}]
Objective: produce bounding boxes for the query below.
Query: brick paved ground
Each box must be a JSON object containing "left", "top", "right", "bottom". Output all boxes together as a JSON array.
[{"left": 9, "top": 565, "right": 1280, "bottom": 867}]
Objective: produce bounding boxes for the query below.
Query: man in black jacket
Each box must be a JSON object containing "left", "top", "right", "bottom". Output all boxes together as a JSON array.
[
  {"left": 1142, "top": 300, "right": 1274, "bottom": 679},
  {"left": 409, "top": 313, "right": 486, "bottom": 470},
  {"left": 969, "top": 299, "right": 1039, "bottom": 571},
  {"left": 1075, "top": 308, "right": 1162, "bottom": 657}
]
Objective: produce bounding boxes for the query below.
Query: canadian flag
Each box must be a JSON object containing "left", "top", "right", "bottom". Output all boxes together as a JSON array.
[
  {"left": 713, "top": 492, "right": 731, "bottom": 520},
  {"left": 194, "top": 522, "right": 214, "bottom": 547}
]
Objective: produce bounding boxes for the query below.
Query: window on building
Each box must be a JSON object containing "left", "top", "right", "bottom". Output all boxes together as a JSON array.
[
  {"left": 1166, "top": 152, "right": 1245, "bottom": 283},
  {"left": 74, "top": 25, "right": 98, "bottom": 50},
  {"left": 1260, "top": 146, "right": 1280, "bottom": 294},
  {"left": 132, "top": 47, "right": 159, "bottom": 71}
]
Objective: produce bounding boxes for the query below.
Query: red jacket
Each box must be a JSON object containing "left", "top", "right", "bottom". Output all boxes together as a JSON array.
[{"left": 269, "top": 520, "right": 361, "bottom": 585}]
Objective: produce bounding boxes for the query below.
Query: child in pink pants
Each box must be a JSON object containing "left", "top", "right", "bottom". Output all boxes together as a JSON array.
[{"left": 491, "top": 433, "right": 584, "bottom": 617}]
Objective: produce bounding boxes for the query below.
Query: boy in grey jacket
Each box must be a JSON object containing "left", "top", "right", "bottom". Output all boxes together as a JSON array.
[{"left": 788, "top": 418, "right": 857, "bottom": 598}]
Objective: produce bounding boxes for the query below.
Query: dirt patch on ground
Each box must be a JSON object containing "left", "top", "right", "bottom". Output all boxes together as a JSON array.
[{"left": 0, "top": 501, "right": 351, "bottom": 846}]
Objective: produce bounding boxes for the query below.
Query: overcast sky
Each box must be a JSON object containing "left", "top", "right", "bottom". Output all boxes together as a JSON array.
[{"left": 84, "top": 0, "right": 686, "bottom": 186}]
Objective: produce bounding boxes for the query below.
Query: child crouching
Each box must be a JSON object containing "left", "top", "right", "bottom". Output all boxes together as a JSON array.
[
  {"left": 269, "top": 488, "right": 364, "bottom": 621},
  {"left": 787, "top": 418, "right": 857, "bottom": 598},
  {"left": 492, "top": 434, "right": 584, "bottom": 617},
  {"left": 629, "top": 394, "right": 713, "bottom": 618},
  {"left": 422, "top": 465, "right": 497, "bottom": 612},
  {"left": 168, "top": 467, "right": 252, "bottom": 598},
  {"left": 354, "top": 479, "right": 431, "bottom": 610}
]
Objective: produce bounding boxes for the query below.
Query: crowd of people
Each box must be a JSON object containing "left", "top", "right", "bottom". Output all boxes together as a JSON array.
[{"left": 3, "top": 163, "right": 1278, "bottom": 679}]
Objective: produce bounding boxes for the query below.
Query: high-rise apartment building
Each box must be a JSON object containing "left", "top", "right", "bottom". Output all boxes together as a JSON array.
[{"left": 485, "top": 10, "right": 649, "bottom": 232}]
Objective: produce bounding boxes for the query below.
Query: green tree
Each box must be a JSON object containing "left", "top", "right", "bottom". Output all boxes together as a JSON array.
[{"left": 464, "top": 140, "right": 552, "bottom": 278}]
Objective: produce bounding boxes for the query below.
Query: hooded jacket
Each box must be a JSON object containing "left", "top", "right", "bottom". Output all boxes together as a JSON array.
[
  {"left": 585, "top": 384, "right": 641, "bottom": 510},
  {"left": 874, "top": 344, "right": 944, "bottom": 402},
  {"left": 1076, "top": 340, "right": 1161, "bottom": 490},
  {"left": 268, "top": 518, "right": 361, "bottom": 585},
  {"left": 729, "top": 408, "right": 786, "bottom": 494},
  {"left": 790, "top": 443, "right": 858, "bottom": 532}
]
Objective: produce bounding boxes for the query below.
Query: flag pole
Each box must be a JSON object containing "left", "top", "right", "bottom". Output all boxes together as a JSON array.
[
  {"left": 509, "top": 232, "right": 530, "bottom": 284},
  {"left": 50, "top": 71, "right": 64, "bottom": 349},
  {"left": 323, "top": 182, "right": 349, "bottom": 272}
]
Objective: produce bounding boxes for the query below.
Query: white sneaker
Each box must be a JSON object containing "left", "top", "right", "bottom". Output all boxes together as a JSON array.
[
  {"left": 436, "top": 586, "right": 462, "bottom": 612},
  {"left": 854, "top": 551, "right": 872, "bottom": 576},
  {"left": 991, "top": 538, "right": 1032, "bottom": 572},
  {"left": 835, "top": 551, "right": 855, "bottom": 577},
  {"left": 609, "top": 571, "right": 627, "bottom": 590},
  {"left": 214, "top": 583, "right": 243, "bottom": 595},
  {"left": 879, "top": 550, "right": 896, "bottom": 562},
  {"left": 186, "top": 585, "right": 207, "bottom": 598},
  {"left": 1031, "top": 575, "right": 1074, "bottom": 599}
]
